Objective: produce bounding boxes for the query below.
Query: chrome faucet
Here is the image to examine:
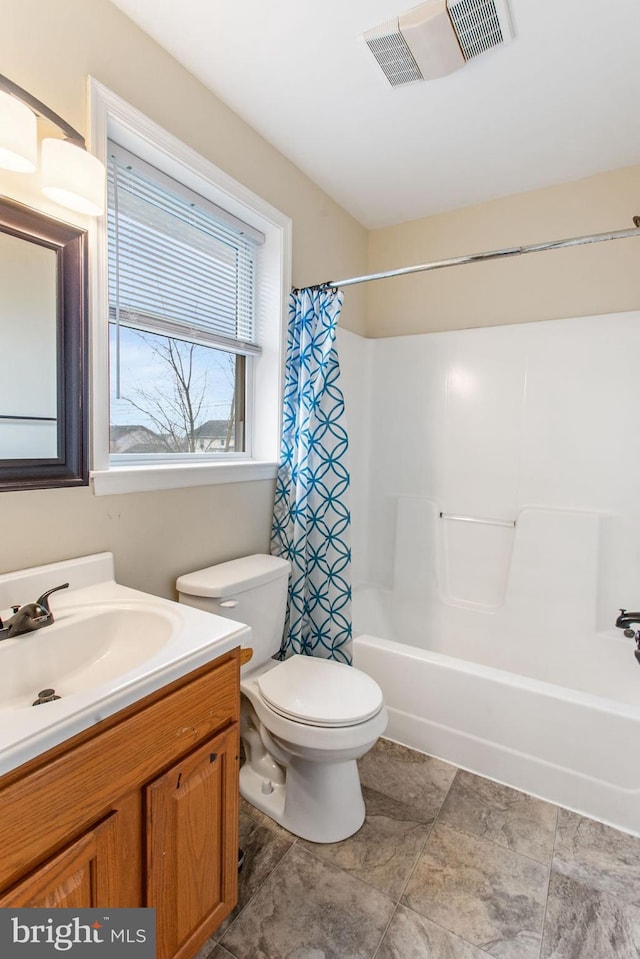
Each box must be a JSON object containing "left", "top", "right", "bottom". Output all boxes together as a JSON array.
[{"left": 0, "top": 583, "right": 69, "bottom": 640}]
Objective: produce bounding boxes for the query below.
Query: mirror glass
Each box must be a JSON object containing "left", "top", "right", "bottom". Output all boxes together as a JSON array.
[
  {"left": 0, "top": 198, "right": 88, "bottom": 490},
  {"left": 0, "top": 231, "right": 58, "bottom": 458}
]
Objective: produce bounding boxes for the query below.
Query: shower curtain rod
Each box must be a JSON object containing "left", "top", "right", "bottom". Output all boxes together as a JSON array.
[{"left": 324, "top": 216, "right": 640, "bottom": 289}]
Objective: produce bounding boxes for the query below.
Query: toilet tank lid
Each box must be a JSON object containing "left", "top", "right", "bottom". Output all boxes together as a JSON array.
[{"left": 176, "top": 554, "right": 290, "bottom": 598}]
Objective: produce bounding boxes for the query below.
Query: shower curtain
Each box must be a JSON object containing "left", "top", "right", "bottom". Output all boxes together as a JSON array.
[{"left": 271, "top": 286, "right": 352, "bottom": 664}]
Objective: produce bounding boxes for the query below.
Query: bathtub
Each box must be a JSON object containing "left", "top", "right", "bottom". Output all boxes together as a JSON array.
[{"left": 352, "top": 586, "right": 640, "bottom": 836}]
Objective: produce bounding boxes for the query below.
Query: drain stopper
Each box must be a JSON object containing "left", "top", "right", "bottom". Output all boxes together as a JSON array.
[{"left": 32, "top": 688, "right": 61, "bottom": 706}]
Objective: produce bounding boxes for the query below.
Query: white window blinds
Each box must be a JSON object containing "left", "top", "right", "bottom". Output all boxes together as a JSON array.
[{"left": 107, "top": 142, "right": 263, "bottom": 355}]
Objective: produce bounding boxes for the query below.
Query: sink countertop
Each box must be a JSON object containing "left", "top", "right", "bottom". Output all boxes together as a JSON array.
[{"left": 0, "top": 553, "right": 250, "bottom": 777}]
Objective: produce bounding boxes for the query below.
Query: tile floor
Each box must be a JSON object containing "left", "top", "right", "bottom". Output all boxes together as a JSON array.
[{"left": 197, "top": 738, "right": 640, "bottom": 959}]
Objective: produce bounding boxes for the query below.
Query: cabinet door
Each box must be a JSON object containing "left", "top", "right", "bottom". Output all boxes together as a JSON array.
[
  {"left": 0, "top": 813, "right": 124, "bottom": 908},
  {"left": 146, "top": 724, "right": 239, "bottom": 959}
]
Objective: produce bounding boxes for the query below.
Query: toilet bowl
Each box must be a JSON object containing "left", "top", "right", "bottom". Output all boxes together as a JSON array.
[
  {"left": 177, "top": 554, "right": 387, "bottom": 843},
  {"left": 240, "top": 654, "right": 387, "bottom": 842}
]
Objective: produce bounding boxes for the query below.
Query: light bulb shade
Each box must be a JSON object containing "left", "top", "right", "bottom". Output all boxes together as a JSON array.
[
  {"left": 41, "top": 138, "right": 106, "bottom": 216},
  {"left": 0, "top": 89, "right": 37, "bottom": 172}
]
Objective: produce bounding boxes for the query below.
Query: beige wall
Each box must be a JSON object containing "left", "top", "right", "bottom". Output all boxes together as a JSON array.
[
  {"left": 367, "top": 166, "right": 640, "bottom": 336},
  {"left": 0, "top": 482, "right": 275, "bottom": 599},
  {"left": 0, "top": 0, "right": 368, "bottom": 593}
]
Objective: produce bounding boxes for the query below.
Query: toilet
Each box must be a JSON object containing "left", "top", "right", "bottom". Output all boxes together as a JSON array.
[{"left": 177, "top": 554, "right": 387, "bottom": 843}]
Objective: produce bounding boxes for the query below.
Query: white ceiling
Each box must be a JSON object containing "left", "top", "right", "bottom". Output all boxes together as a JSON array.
[{"left": 109, "top": 0, "right": 640, "bottom": 228}]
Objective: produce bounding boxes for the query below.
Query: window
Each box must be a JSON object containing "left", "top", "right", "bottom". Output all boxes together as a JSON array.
[
  {"left": 89, "top": 81, "right": 291, "bottom": 496},
  {"left": 107, "top": 143, "right": 262, "bottom": 462}
]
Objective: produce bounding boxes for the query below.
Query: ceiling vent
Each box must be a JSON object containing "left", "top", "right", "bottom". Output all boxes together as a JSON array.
[{"left": 364, "top": 0, "right": 514, "bottom": 86}]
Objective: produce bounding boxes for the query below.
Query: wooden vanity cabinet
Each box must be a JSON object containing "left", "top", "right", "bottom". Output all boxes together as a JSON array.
[
  {"left": 0, "top": 649, "right": 240, "bottom": 959},
  {"left": 0, "top": 805, "right": 136, "bottom": 909},
  {"left": 147, "top": 726, "right": 238, "bottom": 959}
]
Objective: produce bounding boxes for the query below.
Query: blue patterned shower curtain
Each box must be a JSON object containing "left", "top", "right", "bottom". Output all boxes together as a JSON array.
[{"left": 271, "top": 286, "right": 352, "bottom": 664}]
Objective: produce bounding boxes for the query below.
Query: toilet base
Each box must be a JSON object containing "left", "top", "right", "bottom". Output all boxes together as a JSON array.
[{"left": 239, "top": 756, "right": 366, "bottom": 843}]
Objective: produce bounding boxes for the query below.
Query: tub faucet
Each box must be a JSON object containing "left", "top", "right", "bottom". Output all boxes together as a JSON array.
[
  {"left": 615, "top": 608, "right": 640, "bottom": 630},
  {"left": 0, "top": 583, "right": 69, "bottom": 640}
]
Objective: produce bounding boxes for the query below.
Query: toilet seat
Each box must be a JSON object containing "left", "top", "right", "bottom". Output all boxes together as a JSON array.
[{"left": 256, "top": 654, "right": 383, "bottom": 728}]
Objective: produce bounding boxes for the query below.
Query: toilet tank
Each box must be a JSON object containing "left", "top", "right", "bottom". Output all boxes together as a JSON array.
[{"left": 176, "top": 554, "right": 290, "bottom": 666}]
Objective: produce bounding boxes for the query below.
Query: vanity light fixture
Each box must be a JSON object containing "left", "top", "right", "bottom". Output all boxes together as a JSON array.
[{"left": 0, "top": 74, "right": 105, "bottom": 216}]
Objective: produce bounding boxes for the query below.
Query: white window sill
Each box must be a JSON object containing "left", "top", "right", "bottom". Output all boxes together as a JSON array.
[{"left": 91, "top": 460, "right": 279, "bottom": 496}]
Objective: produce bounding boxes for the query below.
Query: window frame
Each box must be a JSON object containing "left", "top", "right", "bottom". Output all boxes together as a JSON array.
[{"left": 88, "top": 78, "right": 291, "bottom": 496}]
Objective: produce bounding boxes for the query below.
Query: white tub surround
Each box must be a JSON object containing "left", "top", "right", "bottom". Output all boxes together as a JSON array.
[
  {"left": 350, "top": 486, "right": 640, "bottom": 839},
  {"left": 339, "top": 311, "right": 640, "bottom": 837},
  {"left": 351, "top": 503, "right": 640, "bottom": 840}
]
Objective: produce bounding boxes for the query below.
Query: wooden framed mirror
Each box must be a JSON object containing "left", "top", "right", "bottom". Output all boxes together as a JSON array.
[{"left": 0, "top": 198, "right": 88, "bottom": 491}]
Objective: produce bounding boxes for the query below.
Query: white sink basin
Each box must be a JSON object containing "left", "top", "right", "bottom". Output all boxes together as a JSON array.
[
  {"left": 0, "top": 552, "right": 251, "bottom": 775},
  {"left": 0, "top": 603, "right": 178, "bottom": 711}
]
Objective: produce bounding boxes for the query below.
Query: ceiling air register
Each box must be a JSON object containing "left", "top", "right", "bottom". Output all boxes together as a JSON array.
[{"left": 364, "top": 0, "right": 514, "bottom": 85}]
